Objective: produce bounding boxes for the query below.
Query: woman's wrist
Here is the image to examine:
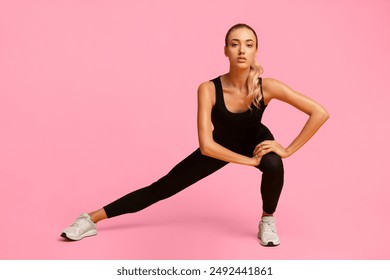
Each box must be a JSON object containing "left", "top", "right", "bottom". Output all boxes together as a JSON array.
[
  {"left": 284, "top": 147, "right": 293, "bottom": 158},
  {"left": 248, "top": 156, "right": 260, "bottom": 166}
]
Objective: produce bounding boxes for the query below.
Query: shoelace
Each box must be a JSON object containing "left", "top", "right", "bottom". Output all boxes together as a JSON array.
[
  {"left": 263, "top": 221, "right": 276, "bottom": 233},
  {"left": 71, "top": 217, "right": 88, "bottom": 228}
]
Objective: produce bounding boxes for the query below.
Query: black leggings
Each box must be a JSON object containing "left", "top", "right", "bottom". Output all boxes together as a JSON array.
[{"left": 103, "top": 147, "right": 284, "bottom": 218}]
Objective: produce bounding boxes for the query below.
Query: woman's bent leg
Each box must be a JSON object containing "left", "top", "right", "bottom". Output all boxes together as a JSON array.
[
  {"left": 103, "top": 148, "right": 228, "bottom": 218},
  {"left": 255, "top": 151, "right": 284, "bottom": 247},
  {"left": 256, "top": 152, "right": 284, "bottom": 214}
]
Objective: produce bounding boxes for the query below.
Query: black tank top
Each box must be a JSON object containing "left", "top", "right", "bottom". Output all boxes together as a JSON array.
[{"left": 211, "top": 76, "right": 268, "bottom": 151}]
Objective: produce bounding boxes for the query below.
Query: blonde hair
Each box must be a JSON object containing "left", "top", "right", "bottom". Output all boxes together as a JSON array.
[{"left": 225, "top": 23, "right": 264, "bottom": 109}]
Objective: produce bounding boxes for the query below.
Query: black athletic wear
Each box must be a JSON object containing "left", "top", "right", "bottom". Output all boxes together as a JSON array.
[{"left": 103, "top": 76, "right": 284, "bottom": 218}]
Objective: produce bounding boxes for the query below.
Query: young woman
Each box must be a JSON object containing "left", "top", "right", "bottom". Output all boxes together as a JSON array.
[{"left": 61, "top": 23, "right": 329, "bottom": 246}]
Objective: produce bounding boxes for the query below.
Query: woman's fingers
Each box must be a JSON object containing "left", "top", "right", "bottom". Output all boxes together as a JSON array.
[
  {"left": 254, "top": 140, "right": 288, "bottom": 158},
  {"left": 253, "top": 140, "right": 274, "bottom": 155}
]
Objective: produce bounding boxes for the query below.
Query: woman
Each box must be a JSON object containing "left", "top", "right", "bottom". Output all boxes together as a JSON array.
[{"left": 61, "top": 23, "right": 329, "bottom": 246}]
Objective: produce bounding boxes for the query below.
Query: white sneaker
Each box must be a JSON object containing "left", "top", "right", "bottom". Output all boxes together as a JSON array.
[
  {"left": 258, "top": 216, "right": 280, "bottom": 246},
  {"left": 61, "top": 213, "right": 97, "bottom": 241}
]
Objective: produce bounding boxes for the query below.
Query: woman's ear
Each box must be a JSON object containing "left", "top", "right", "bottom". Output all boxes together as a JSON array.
[{"left": 224, "top": 46, "right": 228, "bottom": 57}]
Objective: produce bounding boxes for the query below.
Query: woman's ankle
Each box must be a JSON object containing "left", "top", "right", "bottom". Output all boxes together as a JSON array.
[
  {"left": 261, "top": 211, "right": 273, "bottom": 218},
  {"left": 89, "top": 208, "right": 107, "bottom": 223}
]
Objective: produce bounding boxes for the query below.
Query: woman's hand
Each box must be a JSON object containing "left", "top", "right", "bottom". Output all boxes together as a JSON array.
[
  {"left": 253, "top": 140, "right": 289, "bottom": 159},
  {"left": 250, "top": 155, "right": 262, "bottom": 166}
]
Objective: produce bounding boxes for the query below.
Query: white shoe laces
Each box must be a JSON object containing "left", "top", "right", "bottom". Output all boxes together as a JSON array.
[
  {"left": 71, "top": 217, "right": 89, "bottom": 228},
  {"left": 262, "top": 221, "right": 277, "bottom": 233}
]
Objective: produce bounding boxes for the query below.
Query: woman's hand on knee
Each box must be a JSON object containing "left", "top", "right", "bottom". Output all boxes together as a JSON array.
[
  {"left": 250, "top": 155, "right": 262, "bottom": 166},
  {"left": 253, "top": 140, "right": 289, "bottom": 159}
]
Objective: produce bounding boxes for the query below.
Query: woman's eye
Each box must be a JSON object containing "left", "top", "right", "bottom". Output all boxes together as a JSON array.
[
  {"left": 247, "top": 44, "right": 253, "bottom": 48},
  {"left": 231, "top": 43, "right": 238, "bottom": 47}
]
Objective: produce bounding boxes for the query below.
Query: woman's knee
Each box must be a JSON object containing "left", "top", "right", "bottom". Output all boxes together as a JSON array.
[{"left": 258, "top": 152, "right": 284, "bottom": 175}]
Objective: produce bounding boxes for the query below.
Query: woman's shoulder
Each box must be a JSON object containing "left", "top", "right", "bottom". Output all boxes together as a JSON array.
[
  {"left": 197, "top": 80, "right": 217, "bottom": 105},
  {"left": 261, "top": 77, "right": 282, "bottom": 89},
  {"left": 260, "top": 77, "right": 287, "bottom": 104},
  {"left": 198, "top": 80, "right": 214, "bottom": 89},
  {"left": 197, "top": 79, "right": 216, "bottom": 95}
]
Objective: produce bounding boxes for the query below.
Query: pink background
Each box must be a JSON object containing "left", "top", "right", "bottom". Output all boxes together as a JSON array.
[{"left": 1, "top": 0, "right": 389, "bottom": 259}]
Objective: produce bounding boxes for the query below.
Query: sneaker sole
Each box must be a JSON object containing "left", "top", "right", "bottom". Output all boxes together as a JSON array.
[
  {"left": 61, "top": 229, "right": 97, "bottom": 241},
  {"left": 258, "top": 235, "right": 280, "bottom": 247},
  {"left": 260, "top": 240, "right": 280, "bottom": 247}
]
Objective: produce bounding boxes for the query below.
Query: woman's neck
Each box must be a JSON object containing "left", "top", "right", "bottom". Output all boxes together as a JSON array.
[{"left": 225, "top": 67, "right": 250, "bottom": 91}]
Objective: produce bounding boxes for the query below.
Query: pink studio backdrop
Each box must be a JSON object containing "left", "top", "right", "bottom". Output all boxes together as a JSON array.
[{"left": 1, "top": 0, "right": 389, "bottom": 259}]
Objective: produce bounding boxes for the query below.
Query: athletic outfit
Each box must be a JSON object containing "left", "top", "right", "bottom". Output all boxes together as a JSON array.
[{"left": 103, "top": 76, "right": 284, "bottom": 218}]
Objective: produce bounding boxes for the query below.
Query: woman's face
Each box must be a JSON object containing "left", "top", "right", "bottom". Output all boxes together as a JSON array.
[{"left": 224, "top": 27, "right": 258, "bottom": 68}]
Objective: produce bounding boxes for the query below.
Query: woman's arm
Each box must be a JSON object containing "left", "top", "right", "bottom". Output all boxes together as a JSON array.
[
  {"left": 197, "top": 82, "right": 261, "bottom": 166},
  {"left": 253, "top": 78, "right": 330, "bottom": 158}
]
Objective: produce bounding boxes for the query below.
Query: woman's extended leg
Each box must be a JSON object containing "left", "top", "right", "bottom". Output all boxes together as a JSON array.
[
  {"left": 102, "top": 148, "right": 228, "bottom": 218},
  {"left": 61, "top": 148, "right": 228, "bottom": 240}
]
